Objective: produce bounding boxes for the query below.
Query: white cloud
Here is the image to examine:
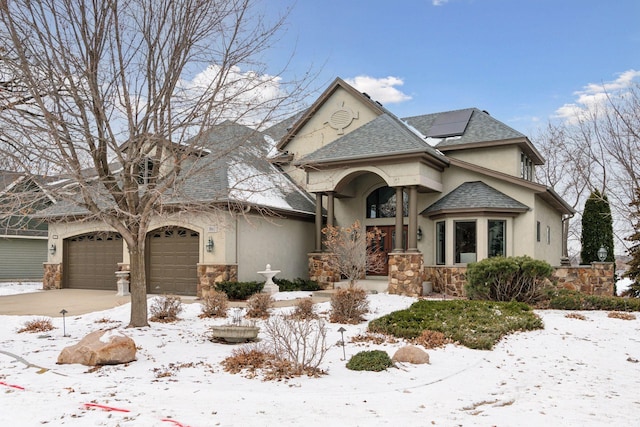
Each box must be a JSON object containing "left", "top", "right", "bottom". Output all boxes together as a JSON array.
[
  {"left": 432, "top": 0, "right": 450, "bottom": 5},
  {"left": 554, "top": 69, "right": 640, "bottom": 123},
  {"left": 344, "top": 75, "right": 412, "bottom": 105}
]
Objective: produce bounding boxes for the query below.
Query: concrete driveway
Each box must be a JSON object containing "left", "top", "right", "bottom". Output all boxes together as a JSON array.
[{"left": 0, "top": 289, "right": 333, "bottom": 317}]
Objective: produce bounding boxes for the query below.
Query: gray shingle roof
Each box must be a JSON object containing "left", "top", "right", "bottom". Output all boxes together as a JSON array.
[
  {"left": 38, "top": 122, "right": 317, "bottom": 218},
  {"left": 298, "top": 113, "right": 446, "bottom": 164},
  {"left": 421, "top": 181, "right": 530, "bottom": 216},
  {"left": 404, "top": 108, "right": 526, "bottom": 148}
]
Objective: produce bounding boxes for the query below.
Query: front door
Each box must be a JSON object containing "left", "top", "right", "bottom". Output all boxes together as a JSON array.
[{"left": 366, "top": 225, "right": 407, "bottom": 276}]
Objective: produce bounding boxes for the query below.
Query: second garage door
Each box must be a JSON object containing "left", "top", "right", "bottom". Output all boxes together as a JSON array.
[
  {"left": 64, "top": 233, "right": 122, "bottom": 290},
  {"left": 146, "top": 227, "right": 199, "bottom": 296}
]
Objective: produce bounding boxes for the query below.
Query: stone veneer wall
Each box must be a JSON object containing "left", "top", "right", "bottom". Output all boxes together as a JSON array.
[
  {"left": 197, "top": 264, "right": 238, "bottom": 299},
  {"left": 423, "top": 262, "right": 615, "bottom": 298},
  {"left": 308, "top": 253, "right": 340, "bottom": 289},
  {"left": 43, "top": 263, "right": 62, "bottom": 290},
  {"left": 552, "top": 262, "right": 614, "bottom": 296},
  {"left": 388, "top": 252, "right": 424, "bottom": 297}
]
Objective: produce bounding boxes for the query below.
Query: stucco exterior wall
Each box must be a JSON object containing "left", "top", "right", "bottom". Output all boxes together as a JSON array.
[
  {"left": 236, "top": 214, "right": 314, "bottom": 282},
  {"left": 534, "top": 196, "right": 564, "bottom": 264},
  {"left": 445, "top": 145, "right": 522, "bottom": 177}
]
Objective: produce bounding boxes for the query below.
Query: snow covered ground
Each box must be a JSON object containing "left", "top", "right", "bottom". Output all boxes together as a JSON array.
[{"left": 1, "top": 282, "right": 639, "bottom": 426}]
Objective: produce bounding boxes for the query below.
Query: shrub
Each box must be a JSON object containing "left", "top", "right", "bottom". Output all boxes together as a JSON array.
[
  {"left": 149, "top": 295, "right": 183, "bottom": 322},
  {"left": 346, "top": 350, "right": 393, "bottom": 372},
  {"left": 215, "top": 281, "right": 264, "bottom": 300},
  {"left": 262, "top": 315, "right": 328, "bottom": 374},
  {"left": 369, "top": 299, "right": 543, "bottom": 350},
  {"left": 17, "top": 317, "right": 54, "bottom": 333},
  {"left": 545, "top": 288, "right": 640, "bottom": 311},
  {"left": 290, "top": 298, "right": 318, "bottom": 320},
  {"left": 221, "top": 343, "right": 295, "bottom": 380},
  {"left": 245, "top": 293, "right": 274, "bottom": 319},
  {"left": 465, "top": 256, "right": 553, "bottom": 303},
  {"left": 274, "top": 277, "right": 321, "bottom": 292},
  {"left": 200, "top": 291, "right": 229, "bottom": 318},
  {"left": 330, "top": 287, "right": 369, "bottom": 324}
]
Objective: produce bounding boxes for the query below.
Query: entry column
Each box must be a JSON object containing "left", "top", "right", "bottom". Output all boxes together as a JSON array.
[
  {"left": 315, "top": 192, "right": 323, "bottom": 252},
  {"left": 393, "top": 186, "right": 404, "bottom": 252}
]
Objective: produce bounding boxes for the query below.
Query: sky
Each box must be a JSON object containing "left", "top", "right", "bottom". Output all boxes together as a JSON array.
[
  {"left": 1, "top": 282, "right": 639, "bottom": 426},
  {"left": 265, "top": 0, "right": 640, "bottom": 135}
]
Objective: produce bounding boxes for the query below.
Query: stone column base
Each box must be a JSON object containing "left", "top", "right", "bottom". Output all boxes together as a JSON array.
[
  {"left": 308, "top": 253, "right": 340, "bottom": 289},
  {"left": 197, "top": 264, "right": 238, "bottom": 299},
  {"left": 43, "top": 263, "right": 62, "bottom": 290},
  {"left": 388, "top": 252, "right": 423, "bottom": 297}
]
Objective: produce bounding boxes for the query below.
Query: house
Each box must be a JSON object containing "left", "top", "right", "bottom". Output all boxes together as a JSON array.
[
  {"left": 41, "top": 77, "right": 577, "bottom": 297},
  {"left": 0, "top": 171, "right": 51, "bottom": 281}
]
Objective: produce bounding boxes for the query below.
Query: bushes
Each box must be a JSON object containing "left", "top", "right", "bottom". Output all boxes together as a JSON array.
[
  {"left": 369, "top": 299, "right": 543, "bottom": 350},
  {"left": 273, "top": 277, "right": 321, "bottom": 292},
  {"left": 149, "top": 295, "right": 183, "bottom": 322},
  {"left": 544, "top": 288, "right": 640, "bottom": 311},
  {"left": 346, "top": 350, "right": 393, "bottom": 372},
  {"left": 215, "top": 281, "right": 264, "bottom": 300},
  {"left": 17, "top": 318, "right": 54, "bottom": 333},
  {"left": 200, "top": 291, "right": 229, "bottom": 318},
  {"left": 245, "top": 293, "right": 274, "bottom": 319},
  {"left": 290, "top": 298, "right": 318, "bottom": 320},
  {"left": 465, "top": 256, "right": 552, "bottom": 303},
  {"left": 330, "top": 287, "right": 369, "bottom": 324}
]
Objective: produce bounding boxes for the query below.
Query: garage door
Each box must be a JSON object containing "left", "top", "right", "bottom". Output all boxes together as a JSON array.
[
  {"left": 0, "top": 238, "right": 47, "bottom": 280},
  {"left": 64, "top": 233, "right": 122, "bottom": 290},
  {"left": 146, "top": 227, "right": 199, "bottom": 296}
]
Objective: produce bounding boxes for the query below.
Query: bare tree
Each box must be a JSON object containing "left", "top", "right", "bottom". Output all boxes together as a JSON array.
[
  {"left": 321, "top": 221, "right": 386, "bottom": 286},
  {"left": 0, "top": 0, "right": 310, "bottom": 327},
  {"left": 535, "top": 83, "right": 640, "bottom": 257}
]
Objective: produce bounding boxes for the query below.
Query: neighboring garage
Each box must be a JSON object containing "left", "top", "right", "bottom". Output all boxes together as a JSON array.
[
  {"left": 0, "top": 237, "right": 47, "bottom": 280},
  {"left": 146, "top": 226, "right": 199, "bottom": 296},
  {"left": 63, "top": 232, "right": 122, "bottom": 290}
]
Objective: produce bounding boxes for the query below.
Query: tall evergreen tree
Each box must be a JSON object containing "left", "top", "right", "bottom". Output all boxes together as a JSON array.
[
  {"left": 580, "top": 190, "right": 615, "bottom": 264},
  {"left": 624, "top": 188, "right": 640, "bottom": 297}
]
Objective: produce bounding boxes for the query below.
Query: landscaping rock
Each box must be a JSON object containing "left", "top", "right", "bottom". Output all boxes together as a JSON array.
[
  {"left": 57, "top": 330, "right": 137, "bottom": 366},
  {"left": 392, "top": 345, "right": 430, "bottom": 364}
]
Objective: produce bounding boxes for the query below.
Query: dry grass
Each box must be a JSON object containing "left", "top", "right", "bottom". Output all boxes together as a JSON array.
[
  {"left": 413, "top": 329, "right": 451, "bottom": 349},
  {"left": 607, "top": 311, "right": 637, "bottom": 321},
  {"left": 17, "top": 318, "right": 54, "bottom": 333},
  {"left": 221, "top": 344, "right": 300, "bottom": 381},
  {"left": 350, "top": 333, "right": 399, "bottom": 346},
  {"left": 565, "top": 312, "right": 588, "bottom": 320}
]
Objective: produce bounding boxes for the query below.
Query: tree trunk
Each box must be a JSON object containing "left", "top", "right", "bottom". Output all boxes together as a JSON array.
[{"left": 128, "top": 241, "right": 149, "bottom": 328}]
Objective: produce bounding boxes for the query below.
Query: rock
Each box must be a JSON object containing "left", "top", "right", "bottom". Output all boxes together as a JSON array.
[
  {"left": 392, "top": 345, "right": 430, "bottom": 364},
  {"left": 57, "top": 330, "right": 137, "bottom": 366}
]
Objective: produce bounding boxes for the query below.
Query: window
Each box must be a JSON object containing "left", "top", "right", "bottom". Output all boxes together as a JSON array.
[
  {"left": 436, "top": 221, "right": 446, "bottom": 265},
  {"left": 546, "top": 226, "right": 551, "bottom": 245},
  {"left": 536, "top": 221, "right": 541, "bottom": 242},
  {"left": 520, "top": 152, "right": 533, "bottom": 181},
  {"left": 366, "top": 187, "right": 408, "bottom": 218},
  {"left": 455, "top": 221, "right": 476, "bottom": 263},
  {"left": 137, "top": 158, "right": 156, "bottom": 184},
  {"left": 488, "top": 220, "right": 506, "bottom": 257}
]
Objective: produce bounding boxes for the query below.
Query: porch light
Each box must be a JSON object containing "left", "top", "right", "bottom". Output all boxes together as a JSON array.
[
  {"left": 206, "top": 237, "right": 214, "bottom": 252},
  {"left": 417, "top": 227, "right": 423, "bottom": 241},
  {"left": 49, "top": 243, "right": 56, "bottom": 255},
  {"left": 597, "top": 246, "right": 607, "bottom": 262}
]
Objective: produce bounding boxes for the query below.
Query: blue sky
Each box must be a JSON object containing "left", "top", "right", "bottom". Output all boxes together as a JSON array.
[{"left": 267, "top": 0, "right": 640, "bottom": 134}]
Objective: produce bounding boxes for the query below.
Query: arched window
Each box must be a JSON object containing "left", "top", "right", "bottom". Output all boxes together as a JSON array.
[{"left": 366, "top": 187, "right": 408, "bottom": 218}]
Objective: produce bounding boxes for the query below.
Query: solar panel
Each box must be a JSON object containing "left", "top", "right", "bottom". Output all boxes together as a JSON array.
[{"left": 426, "top": 109, "right": 473, "bottom": 138}]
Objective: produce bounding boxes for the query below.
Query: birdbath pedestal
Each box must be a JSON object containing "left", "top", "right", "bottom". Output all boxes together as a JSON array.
[{"left": 258, "top": 264, "right": 280, "bottom": 294}]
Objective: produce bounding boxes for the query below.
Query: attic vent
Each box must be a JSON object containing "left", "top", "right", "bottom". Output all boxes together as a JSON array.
[
  {"left": 327, "top": 103, "right": 359, "bottom": 135},
  {"left": 426, "top": 109, "right": 473, "bottom": 138}
]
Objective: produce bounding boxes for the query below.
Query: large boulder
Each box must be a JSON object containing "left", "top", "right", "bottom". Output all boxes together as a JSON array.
[
  {"left": 392, "top": 345, "right": 430, "bottom": 364},
  {"left": 57, "top": 330, "right": 137, "bottom": 366}
]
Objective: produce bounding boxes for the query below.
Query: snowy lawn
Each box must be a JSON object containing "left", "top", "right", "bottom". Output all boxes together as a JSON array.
[{"left": 1, "top": 283, "right": 639, "bottom": 426}]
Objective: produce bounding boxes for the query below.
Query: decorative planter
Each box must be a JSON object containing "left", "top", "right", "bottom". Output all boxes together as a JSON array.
[{"left": 208, "top": 325, "right": 260, "bottom": 343}]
